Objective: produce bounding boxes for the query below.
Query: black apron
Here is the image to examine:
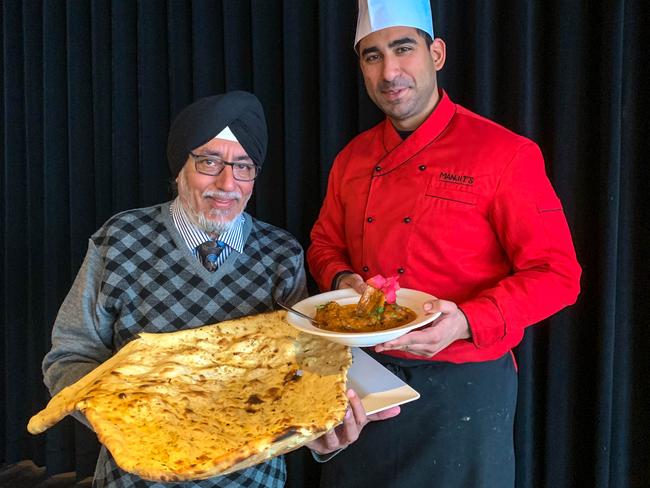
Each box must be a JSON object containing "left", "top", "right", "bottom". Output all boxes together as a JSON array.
[{"left": 319, "top": 351, "right": 518, "bottom": 488}]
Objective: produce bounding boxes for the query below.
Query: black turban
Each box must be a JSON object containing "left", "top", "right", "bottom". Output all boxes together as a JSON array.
[{"left": 166, "top": 90, "right": 267, "bottom": 178}]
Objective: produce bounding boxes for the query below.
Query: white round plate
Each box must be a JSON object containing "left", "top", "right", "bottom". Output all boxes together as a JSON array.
[{"left": 285, "top": 288, "right": 441, "bottom": 347}]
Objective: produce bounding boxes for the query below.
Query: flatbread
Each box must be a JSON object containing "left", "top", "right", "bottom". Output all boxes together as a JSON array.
[{"left": 28, "top": 311, "right": 351, "bottom": 482}]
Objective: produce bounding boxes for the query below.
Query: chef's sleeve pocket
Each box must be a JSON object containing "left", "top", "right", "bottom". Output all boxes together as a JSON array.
[
  {"left": 536, "top": 193, "right": 562, "bottom": 213},
  {"left": 536, "top": 193, "right": 572, "bottom": 241}
]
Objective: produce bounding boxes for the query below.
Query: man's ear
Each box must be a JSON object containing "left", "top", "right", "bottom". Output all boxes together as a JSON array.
[{"left": 430, "top": 38, "right": 446, "bottom": 71}]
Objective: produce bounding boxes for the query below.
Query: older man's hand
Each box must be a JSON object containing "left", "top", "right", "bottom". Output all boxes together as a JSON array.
[{"left": 306, "top": 389, "right": 400, "bottom": 455}]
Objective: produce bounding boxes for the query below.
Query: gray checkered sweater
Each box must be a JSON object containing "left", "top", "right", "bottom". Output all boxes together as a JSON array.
[{"left": 42, "top": 203, "right": 307, "bottom": 488}]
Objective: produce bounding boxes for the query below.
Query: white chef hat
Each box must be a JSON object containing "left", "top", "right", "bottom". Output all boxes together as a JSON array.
[
  {"left": 214, "top": 125, "right": 239, "bottom": 143},
  {"left": 354, "top": 0, "right": 434, "bottom": 50}
]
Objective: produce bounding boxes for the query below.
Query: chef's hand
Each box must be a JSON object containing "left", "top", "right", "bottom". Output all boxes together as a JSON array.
[
  {"left": 306, "top": 389, "right": 400, "bottom": 455},
  {"left": 375, "top": 298, "right": 471, "bottom": 358},
  {"left": 335, "top": 273, "right": 366, "bottom": 294}
]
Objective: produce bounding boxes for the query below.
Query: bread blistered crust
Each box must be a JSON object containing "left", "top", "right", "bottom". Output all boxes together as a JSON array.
[{"left": 28, "top": 311, "right": 351, "bottom": 481}]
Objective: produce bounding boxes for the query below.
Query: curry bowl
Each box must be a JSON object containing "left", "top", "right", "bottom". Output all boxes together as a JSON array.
[{"left": 285, "top": 288, "right": 440, "bottom": 347}]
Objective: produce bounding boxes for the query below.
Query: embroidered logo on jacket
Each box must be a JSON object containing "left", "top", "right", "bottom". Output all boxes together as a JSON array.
[{"left": 439, "top": 172, "right": 474, "bottom": 185}]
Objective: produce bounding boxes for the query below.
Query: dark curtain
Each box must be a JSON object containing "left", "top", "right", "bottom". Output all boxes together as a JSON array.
[{"left": 2, "top": 1, "right": 648, "bottom": 486}]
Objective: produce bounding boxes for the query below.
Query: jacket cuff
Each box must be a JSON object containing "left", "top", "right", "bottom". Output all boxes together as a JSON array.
[
  {"left": 458, "top": 297, "right": 507, "bottom": 348},
  {"left": 331, "top": 270, "right": 354, "bottom": 291}
]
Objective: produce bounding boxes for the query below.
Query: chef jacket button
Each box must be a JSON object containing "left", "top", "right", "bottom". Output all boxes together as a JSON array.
[
  {"left": 397, "top": 268, "right": 405, "bottom": 274},
  {"left": 367, "top": 217, "right": 374, "bottom": 223},
  {"left": 362, "top": 266, "right": 369, "bottom": 272},
  {"left": 419, "top": 165, "right": 426, "bottom": 171},
  {"left": 375, "top": 166, "right": 382, "bottom": 172},
  {"left": 403, "top": 217, "right": 411, "bottom": 223}
]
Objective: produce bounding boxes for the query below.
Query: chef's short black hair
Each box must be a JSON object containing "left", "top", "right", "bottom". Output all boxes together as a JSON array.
[{"left": 415, "top": 28, "right": 433, "bottom": 48}]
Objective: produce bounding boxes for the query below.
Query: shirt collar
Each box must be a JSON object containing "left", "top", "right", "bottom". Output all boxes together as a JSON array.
[{"left": 170, "top": 198, "right": 245, "bottom": 253}]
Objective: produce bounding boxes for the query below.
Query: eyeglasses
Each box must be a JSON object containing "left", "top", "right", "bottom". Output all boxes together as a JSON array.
[{"left": 189, "top": 152, "right": 260, "bottom": 181}]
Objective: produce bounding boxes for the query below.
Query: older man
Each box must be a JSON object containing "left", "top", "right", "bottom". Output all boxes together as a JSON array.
[
  {"left": 42, "top": 91, "right": 307, "bottom": 487},
  {"left": 307, "top": 1, "right": 581, "bottom": 487}
]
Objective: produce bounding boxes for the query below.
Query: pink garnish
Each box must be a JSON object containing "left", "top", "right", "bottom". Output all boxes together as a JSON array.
[
  {"left": 366, "top": 274, "right": 386, "bottom": 289},
  {"left": 366, "top": 274, "right": 400, "bottom": 304}
]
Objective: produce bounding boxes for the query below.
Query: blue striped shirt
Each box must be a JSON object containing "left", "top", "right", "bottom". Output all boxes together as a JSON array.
[{"left": 170, "top": 198, "right": 245, "bottom": 268}]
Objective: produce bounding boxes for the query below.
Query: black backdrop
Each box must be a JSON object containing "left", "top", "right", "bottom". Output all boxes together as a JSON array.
[{"left": 2, "top": 1, "right": 649, "bottom": 487}]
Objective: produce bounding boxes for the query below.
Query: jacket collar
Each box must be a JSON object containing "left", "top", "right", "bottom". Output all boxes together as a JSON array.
[{"left": 376, "top": 89, "right": 456, "bottom": 174}]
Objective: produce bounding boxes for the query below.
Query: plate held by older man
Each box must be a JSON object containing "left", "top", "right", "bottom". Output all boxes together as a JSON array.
[{"left": 349, "top": 347, "right": 420, "bottom": 415}]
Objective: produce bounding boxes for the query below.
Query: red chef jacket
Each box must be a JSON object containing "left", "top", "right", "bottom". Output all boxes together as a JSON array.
[{"left": 307, "top": 91, "right": 581, "bottom": 363}]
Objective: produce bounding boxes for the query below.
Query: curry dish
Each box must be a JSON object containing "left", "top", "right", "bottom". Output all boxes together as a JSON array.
[{"left": 314, "top": 302, "right": 417, "bottom": 333}]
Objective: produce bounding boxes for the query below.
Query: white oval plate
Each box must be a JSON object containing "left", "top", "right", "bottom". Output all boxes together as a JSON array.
[{"left": 286, "top": 288, "right": 441, "bottom": 347}]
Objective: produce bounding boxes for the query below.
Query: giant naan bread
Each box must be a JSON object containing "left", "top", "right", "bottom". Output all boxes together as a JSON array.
[{"left": 28, "top": 311, "right": 351, "bottom": 482}]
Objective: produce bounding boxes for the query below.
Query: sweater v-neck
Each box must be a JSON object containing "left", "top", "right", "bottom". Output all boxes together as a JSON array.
[{"left": 160, "top": 203, "right": 253, "bottom": 284}]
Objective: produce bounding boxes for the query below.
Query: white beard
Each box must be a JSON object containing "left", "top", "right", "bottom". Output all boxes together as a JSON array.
[
  {"left": 193, "top": 208, "right": 237, "bottom": 235},
  {"left": 177, "top": 170, "right": 249, "bottom": 235}
]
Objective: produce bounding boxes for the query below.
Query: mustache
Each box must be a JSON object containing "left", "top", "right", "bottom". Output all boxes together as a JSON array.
[
  {"left": 378, "top": 78, "right": 413, "bottom": 91},
  {"left": 203, "top": 190, "right": 242, "bottom": 201}
]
